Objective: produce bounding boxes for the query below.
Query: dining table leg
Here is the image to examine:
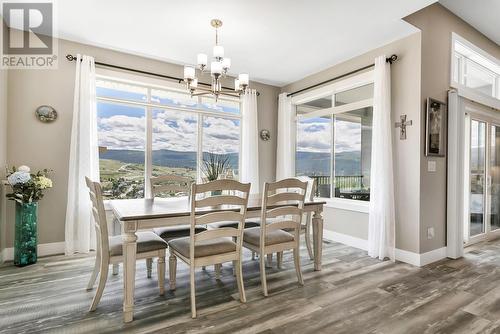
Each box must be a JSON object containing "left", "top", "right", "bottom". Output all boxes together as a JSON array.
[
  {"left": 312, "top": 209, "right": 324, "bottom": 271},
  {"left": 122, "top": 220, "right": 138, "bottom": 323}
]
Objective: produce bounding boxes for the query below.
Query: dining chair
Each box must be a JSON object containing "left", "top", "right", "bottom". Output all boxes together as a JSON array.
[
  {"left": 243, "top": 178, "right": 307, "bottom": 296},
  {"left": 149, "top": 175, "right": 207, "bottom": 274},
  {"left": 85, "top": 177, "right": 168, "bottom": 312},
  {"left": 168, "top": 179, "right": 251, "bottom": 318}
]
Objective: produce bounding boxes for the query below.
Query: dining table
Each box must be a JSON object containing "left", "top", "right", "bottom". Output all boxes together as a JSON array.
[{"left": 110, "top": 196, "right": 326, "bottom": 323}]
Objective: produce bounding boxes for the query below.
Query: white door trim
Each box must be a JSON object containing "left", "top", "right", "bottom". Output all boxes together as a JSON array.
[{"left": 448, "top": 90, "right": 500, "bottom": 258}]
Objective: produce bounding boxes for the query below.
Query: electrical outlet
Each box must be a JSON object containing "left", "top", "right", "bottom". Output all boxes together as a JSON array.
[
  {"left": 427, "top": 227, "right": 435, "bottom": 239},
  {"left": 428, "top": 160, "right": 437, "bottom": 172}
]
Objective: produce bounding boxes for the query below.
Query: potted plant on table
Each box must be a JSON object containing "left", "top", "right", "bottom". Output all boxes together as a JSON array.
[
  {"left": 201, "top": 152, "right": 230, "bottom": 196},
  {"left": 5, "top": 166, "right": 53, "bottom": 266}
]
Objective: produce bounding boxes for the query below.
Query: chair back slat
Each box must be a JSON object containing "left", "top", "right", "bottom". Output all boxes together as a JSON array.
[
  {"left": 189, "top": 180, "right": 250, "bottom": 261},
  {"left": 85, "top": 177, "right": 109, "bottom": 255},
  {"left": 266, "top": 220, "right": 298, "bottom": 232},
  {"left": 267, "top": 178, "right": 307, "bottom": 192},
  {"left": 266, "top": 192, "right": 304, "bottom": 205},
  {"left": 195, "top": 179, "right": 249, "bottom": 193},
  {"left": 266, "top": 206, "right": 302, "bottom": 218},
  {"left": 196, "top": 195, "right": 247, "bottom": 208},
  {"left": 194, "top": 228, "right": 239, "bottom": 242},
  {"left": 258, "top": 178, "right": 307, "bottom": 250},
  {"left": 196, "top": 211, "right": 244, "bottom": 225},
  {"left": 150, "top": 175, "right": 192, "bottom": 198}
]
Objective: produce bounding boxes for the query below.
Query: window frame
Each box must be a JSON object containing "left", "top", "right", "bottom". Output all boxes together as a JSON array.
[
  {"left": 96, "top": 74, "right": 242, "bottom": 201},
  {"left": 450, "top": 32, "right": 500, "bottom": 110},
  {"left": 292, "top": 70, "right": 374, "bottom": 212}
]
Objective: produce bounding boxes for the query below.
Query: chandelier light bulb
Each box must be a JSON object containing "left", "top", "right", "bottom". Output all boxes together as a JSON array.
[
  {"left": 211, "top": 61, "right": 222, "bottom": 75},
  {"left": 213, "top": 45, "right": 224, "bottom": 58},
  {"left": 191, "top": 78, "right": 198, "bottom": 89},
  {"left": 222, "top": 58, "right": 231, "bottom": 70},
  {"left": 184, "top": 66, "right": 195, "bottom": 80},
  {"left": 197, "top": 53, "right": 208, "bottom": 67},
  {"left": 234, "top": 78, "right": 240, "bottom": 91},
  {"left": 238, "top": 73, "right": 249, "bottom": 86}
]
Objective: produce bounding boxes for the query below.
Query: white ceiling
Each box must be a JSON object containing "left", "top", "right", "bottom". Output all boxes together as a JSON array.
[
  {"left": 440, "top": 0, "right": 500, "bottom": 45},
  {"left": 54, "top": 0, "right": 436, "bottom": 86}
]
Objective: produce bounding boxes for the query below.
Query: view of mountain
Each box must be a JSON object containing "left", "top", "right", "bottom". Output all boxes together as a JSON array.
[
  {"left": 102, "top": 149, "right": 361, "bottom": 176},
  {"left": 295, "top": 151, "right": 361, "bottom": 176},
  {"left": 101, "top": 149, "right": 239, "bottom": 170}
]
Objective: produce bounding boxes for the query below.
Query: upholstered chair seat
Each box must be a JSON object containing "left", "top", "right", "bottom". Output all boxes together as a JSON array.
[
  {"left": 169, "top": 237, "right": 237, "bottom": 258},
  {"left": 154, "top": 225, "right": 207, "bottom": 242},
  {"left": 243, "top": 227, "right": 295, "bottom": 246},
  {"left": 109, "top": 231, "right": 168, "bottom": 256}
]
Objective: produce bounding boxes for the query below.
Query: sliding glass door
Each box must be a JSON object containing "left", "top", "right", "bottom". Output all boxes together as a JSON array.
[{"left": 465, "top": 114, "right": 500, "bottom": 244}]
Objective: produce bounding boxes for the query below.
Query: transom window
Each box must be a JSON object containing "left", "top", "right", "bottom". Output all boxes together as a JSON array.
[
  {"left": 452, "top": 33, "right": 500, "bottom": 101},
  {"left": 96, "top": 76, "right": 241, "bottom": 200},
  {"left": 294, "top": 72, "right": 374, "bottom": 202}
]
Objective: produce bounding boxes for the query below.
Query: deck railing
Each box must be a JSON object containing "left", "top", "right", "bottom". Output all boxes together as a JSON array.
[{"left": 308, "top": 175, "right": 365, "bottom": 197}]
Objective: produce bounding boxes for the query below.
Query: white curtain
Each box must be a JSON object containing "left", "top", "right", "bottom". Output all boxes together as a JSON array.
[
  {"left": 240, "top": 89, "right": 260, "bottom": 194},
  {"left": 368, "top": 55, "right": 396, "bottom": 261},
  {"left": 276, "top": 93, "right": 295, "bottom": 180},
  {"left": 65, "top": 54, "right": 99, "bottom": 255}
]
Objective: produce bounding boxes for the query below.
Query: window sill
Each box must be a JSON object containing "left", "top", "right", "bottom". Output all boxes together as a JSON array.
[{"left": 318, "top": 197, "right": 369, "bottom": 213}]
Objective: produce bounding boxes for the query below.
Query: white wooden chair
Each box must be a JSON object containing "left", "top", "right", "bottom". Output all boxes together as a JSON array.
[
  {"left": 168, "top": 179, "right": 251, "bottom": 318},
  {"left": 150, "top": 175, "right": 207, "bottom": 242},
  {"left": 85, "top": 177, "right": 168, "bottom": 311},
  {"left": 295, "top": 176, "right": 316, "bottom": 260},
  {"left": 243, "top": 178, "right": 307, "bottom": 296}
]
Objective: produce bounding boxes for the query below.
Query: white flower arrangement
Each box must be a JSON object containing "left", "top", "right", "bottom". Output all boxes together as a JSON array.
[{"left": 5, "top": 166, "right": 53, "bottom": 204}]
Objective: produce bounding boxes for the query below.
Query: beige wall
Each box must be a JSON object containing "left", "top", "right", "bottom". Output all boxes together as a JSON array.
[
  {"left": 4, "top": 38, "right": 279, "bottom": 248},
  {"left": 282, "top": 33, "right": 422, "bottom": 253},
  {"left": 405, "top": 3, "right": 500, "bottom": 253}
]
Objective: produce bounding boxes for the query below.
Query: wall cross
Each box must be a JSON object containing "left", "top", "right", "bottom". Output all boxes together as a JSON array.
[{"left": 395, "top": 114, "right": 413, "bottom": 140}]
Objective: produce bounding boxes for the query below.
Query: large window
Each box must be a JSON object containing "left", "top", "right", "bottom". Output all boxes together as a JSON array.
[
  {"left": 295, "top": 77, "right": 373, "bottom": 202},
  {"left": 452, "top": 34, "right": 500, "bottom": 101},
  {"left": 96, "top": 77, "right": 241, "bottom": 200}
]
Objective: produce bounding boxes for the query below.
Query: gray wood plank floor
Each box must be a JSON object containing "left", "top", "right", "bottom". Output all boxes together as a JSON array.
[{"left": 2, "top": 239, "right": 500, "bottom": 334}]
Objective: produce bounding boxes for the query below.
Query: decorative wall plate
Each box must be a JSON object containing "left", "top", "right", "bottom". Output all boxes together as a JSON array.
[
  {"left": 35, "top": 105, "right": 57, "bottom": 123},
  {"left": 260, "top": 129, "right": 270, "bottom": 141}
]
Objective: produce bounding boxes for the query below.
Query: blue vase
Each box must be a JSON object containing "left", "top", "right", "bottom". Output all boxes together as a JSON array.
[{"left": 14, "top": 202, "right": 38, "bottom": 267}]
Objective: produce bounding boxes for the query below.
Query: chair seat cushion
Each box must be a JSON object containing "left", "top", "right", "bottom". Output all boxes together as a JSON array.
[
  {"left": 109, "top": 231, "right": 167, "bottom": 256},
  {"left": 209, "top": 220, "right": 260, "bottom": 229},
  {"left": 169, "top": 237, "right": 236, "bottom": 258},
  {"left": 243, "top": 227, "right": 295, "bottom": 246},
  {"left": 248, "top": 218, "right": 306, "bottom": 232},
  {"left": 153, "top": 225, "right": 207, "bottom": 241}
]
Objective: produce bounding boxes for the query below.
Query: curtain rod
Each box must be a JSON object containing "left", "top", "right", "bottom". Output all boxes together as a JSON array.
[
  {"left": 287, "top": 54, "right": 398, "bottom": 97},
  {"left": 65, "top": 54, "right": 260, "bottom": 96}
]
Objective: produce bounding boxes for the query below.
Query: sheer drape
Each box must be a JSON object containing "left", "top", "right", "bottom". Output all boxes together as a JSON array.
[
  {"left": 240, "top": 89, "right": 260, "bottom": 194},
  {"left": 368, "top": 55, "right": 396, "bottom": 261},
  {"left": 276, "top": 93, "right": 295, "bottom": 180},
  {"left": 65, "top": 54, "right": 99, "bottom": 255}
]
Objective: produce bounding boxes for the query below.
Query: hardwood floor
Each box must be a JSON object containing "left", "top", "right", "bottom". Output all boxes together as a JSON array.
[{"left": 2, "top": 239, "right": 500, "bottom": 333}]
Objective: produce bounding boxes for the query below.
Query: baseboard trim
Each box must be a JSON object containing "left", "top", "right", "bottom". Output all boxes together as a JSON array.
[
  {"left": 323, "top": 230, "right": 368, "bottom": 251},
  {"left": 2, "top": 242, "right": 65, "bottom": 262},
  {"left": 323, "top": 230, "right": 447, "bottom": 267}
]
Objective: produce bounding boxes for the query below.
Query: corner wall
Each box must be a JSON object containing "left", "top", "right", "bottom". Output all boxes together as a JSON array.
[
  {"left": 281, "top": 32, "right": 422, "bottom": 254},
  {"left": 404, "top": 3, "right": 500, "bottom": 253},
  {"left": 5, "top": 38, "right": 280, "bottom": 249},
  {"left": 0, "top": 68, "right": 7, "bottom": 261}
]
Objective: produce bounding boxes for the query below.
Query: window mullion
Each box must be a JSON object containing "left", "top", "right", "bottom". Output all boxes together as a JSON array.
[
  {"left": 197, "top": 96, "right": 203, "bottom": 183},
  {"left": 144, "top": 86, "right": 153, "bottom": 198}
]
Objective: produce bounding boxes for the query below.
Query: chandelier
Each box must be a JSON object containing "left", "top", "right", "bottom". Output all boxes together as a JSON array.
[{"left": 183, "top": 19, "right": 249, "bottom": 100}]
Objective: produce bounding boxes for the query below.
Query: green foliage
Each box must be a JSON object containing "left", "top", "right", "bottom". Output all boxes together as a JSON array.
[
  {"left": 5, "top": 168, "right": 53, "bottom": 204},
  {"left": 201, "top": 152, "right": 230, "bottom": 181}
]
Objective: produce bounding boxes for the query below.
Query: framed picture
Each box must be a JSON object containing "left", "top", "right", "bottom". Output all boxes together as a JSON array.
[{"left": 425, "top": 98, "right": 447, "bottom": 157}]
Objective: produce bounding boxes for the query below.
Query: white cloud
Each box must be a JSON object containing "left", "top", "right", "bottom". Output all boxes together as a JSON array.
[
  {"left": 98, "top": 111, "right": 240, "bottom": 154},
  {"left": 297, "top": 118, "right": 363, "bottom": 153}
]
